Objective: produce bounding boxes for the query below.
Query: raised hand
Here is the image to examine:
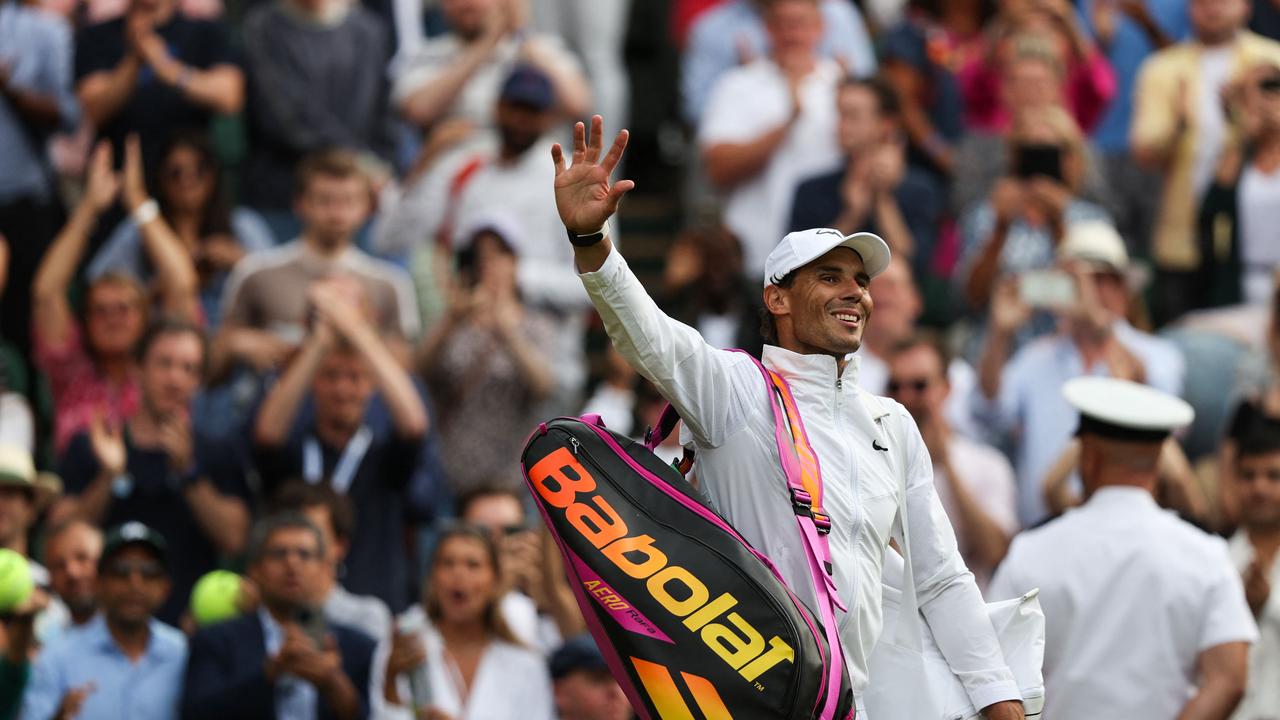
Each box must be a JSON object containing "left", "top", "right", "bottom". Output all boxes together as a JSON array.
[
  {"left": 83, "top": 142, "right": 121, "bottom": 213},
  {"left": 121, "top": 134, "right": 149, "bottom": 212},
  {"left": 551, "top": 115, "right": 635, "bottom": 235},
  {"left": 88, "top": 411, "right": 127, "bottom": 478}
]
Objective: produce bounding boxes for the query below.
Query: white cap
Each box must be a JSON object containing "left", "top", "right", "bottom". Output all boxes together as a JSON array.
[
  {"left": 1058, "top": 220, "right": 1128, "bottom": 271},
  {"left": 1063, "top": 377, "right": 1194, "bottom": 442},
  {"left": 763, "top": 228, "right": 891, "bottom": 287},
  {"left": 455, "top": 211, "right": 526, "bottom": 256}
]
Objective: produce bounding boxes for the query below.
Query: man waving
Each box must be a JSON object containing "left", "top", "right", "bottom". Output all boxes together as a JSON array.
[{"left": 553, "top": 116, "right": 1024, "bottom": 718}]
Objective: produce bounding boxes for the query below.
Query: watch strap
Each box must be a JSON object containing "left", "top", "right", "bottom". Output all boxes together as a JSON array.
[{"left": 566, "top": 227, "right": 606, "bottom": 247}]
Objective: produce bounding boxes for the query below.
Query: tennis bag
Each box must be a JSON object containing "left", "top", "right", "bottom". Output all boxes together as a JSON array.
[{"left": 520, "top": 358, "right": 854, "bottom": 720}]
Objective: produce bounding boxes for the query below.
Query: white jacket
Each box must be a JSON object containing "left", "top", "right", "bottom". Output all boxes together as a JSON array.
[{"left": 580, "top": 248, "right": 1020, "bottom": 707}]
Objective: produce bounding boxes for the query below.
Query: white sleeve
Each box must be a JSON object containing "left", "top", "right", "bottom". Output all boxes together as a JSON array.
[
  {"left": 895, "top": 405, "right": 1021, "bottom": 710},
  {"left": 1199, "top": 542, "right": 1260, "bottom": 651},
  {"left": 578, "top": 246, "right": 759, "bottom": 448}
]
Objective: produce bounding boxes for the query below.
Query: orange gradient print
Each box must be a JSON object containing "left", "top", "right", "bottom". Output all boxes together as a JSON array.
[{"left": 631, "top": 657, "right": 733, "bottom": 720}]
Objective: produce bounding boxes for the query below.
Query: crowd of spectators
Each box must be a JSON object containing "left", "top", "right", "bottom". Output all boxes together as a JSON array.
[{"left": 0, "top": 0, "right": 1279, "bottom": 717}]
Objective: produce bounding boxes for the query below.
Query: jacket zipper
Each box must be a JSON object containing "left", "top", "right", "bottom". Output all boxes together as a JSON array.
[{"left": 836, "top": 374, "right": 861, "bottom": 646}]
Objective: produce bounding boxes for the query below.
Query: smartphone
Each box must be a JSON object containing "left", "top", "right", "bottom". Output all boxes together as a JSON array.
[
  {"left": 1014, "top": 143, "right": 1064, "bottom": 182},
  {"left": 294, "top": 607, "right": 328, "bottom": 650},
  {"left": 1019, "top": 269, "right": 1077, "bottom": 309}
]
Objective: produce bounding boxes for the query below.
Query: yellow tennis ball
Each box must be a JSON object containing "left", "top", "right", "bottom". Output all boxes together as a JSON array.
[
  {"left": 0, "top": 549, "right": 34, "bottom": 614},
  {"left": 190, "top": 570, "right": 243, "bottom": 626}
]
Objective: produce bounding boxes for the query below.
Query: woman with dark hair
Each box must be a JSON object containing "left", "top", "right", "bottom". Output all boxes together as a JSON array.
[
  {"left": 420, "top": 214, "right": 557, "bottom": 498},
  {"left": 88, "top": 130, "right": 275, "bottom": 327},
  {"left": 384, "top": 525, "right": 553, "bottom": 720}
]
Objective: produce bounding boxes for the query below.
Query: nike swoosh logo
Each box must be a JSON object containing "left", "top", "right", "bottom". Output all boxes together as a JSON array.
[{"left": 872, "top": 440, "right": 889, "bottom": 452}]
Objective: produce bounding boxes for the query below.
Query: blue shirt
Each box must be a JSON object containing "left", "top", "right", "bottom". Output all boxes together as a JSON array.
[
  {"left": 0, "top": 1, "right": 79, "bottom": 202},
  {"left": 680, "top": 0, "right": 876, "bottom": 124},
  {"left": 1081, "top": 0, "right": 1191, "bottom": 153},
  {"left": 258, "top": 609, "right": 318, "bottom": 720},
  {"left": 20, "top": 615, "right": 187, "bottom": 720}
]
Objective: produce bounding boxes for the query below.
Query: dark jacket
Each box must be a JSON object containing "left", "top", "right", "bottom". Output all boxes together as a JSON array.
[{"left": 180, "top": 613, "right": 376, "bottom": 720}]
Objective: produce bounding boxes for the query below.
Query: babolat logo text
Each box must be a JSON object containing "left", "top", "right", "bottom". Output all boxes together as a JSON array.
[{"left": 529, "top": 447, "right": 796, "bottom": 683}]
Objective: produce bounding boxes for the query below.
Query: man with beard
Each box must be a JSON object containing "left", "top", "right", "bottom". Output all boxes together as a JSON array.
[
  {"left": 553, "top": 116, "right": 1024, "bottom": 718},
  {"left": 447, "top": 65, "right": 594, "bottom": 404},
  {"left": 21, "top": 522, "right": 187, "bottom": 720}
]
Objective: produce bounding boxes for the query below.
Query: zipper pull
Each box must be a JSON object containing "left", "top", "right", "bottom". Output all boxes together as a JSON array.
[
  {"left": 569, "top": 437, "right": 581, "bottom": 455},
  {"left": 835, "top": 378, "right": 842, "bottom": 391}
]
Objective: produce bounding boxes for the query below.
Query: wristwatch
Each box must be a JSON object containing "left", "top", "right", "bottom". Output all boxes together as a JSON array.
[{"left": 566, "top": 226, "right": 606, "bottom": 247}]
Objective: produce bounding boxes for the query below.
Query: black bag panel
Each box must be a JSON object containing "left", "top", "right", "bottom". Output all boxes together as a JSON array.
[{"left": 523, "top": 417, "right": 851, "bottom": 720}]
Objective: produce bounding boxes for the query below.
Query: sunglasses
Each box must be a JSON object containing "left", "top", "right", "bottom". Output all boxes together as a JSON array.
[
  {"left": 104, "top": 559, "right": 165, "bottom": 580},
  {"left": 1261, "top": 76, "right": 1280, "bottom": 94},
  {"left": 887, "top": 378, "right": 932, "bottom": 394}
]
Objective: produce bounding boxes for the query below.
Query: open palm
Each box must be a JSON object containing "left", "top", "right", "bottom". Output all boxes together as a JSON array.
[{"left": 552, "top": 115, "right": 636, "bottom": 235}]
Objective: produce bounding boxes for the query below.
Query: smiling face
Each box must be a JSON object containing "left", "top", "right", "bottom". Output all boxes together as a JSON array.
[
  {"left": 428, "top": 533, "right": 500, "bottom": 628},
  {"left": 765, "top": 247, "right": 873, "bottom": 359}
]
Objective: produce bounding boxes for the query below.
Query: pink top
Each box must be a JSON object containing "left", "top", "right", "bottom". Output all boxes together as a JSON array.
[
  {"left": 960, "top": 49, "right": 1117, "bottom": 134},
  {"left": 34, "top": 322, "right": 139, "bottom": 454}
]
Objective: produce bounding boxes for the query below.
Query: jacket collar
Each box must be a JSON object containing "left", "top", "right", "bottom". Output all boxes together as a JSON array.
[{"left": 761, "top": 344, "right": 860, "bottom": 390}]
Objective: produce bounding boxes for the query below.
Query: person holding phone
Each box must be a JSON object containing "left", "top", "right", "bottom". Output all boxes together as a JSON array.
[
  {"left": 958, "top": 102, "right": 1111, "bottom": 316},
  {"left": 181, "top": 514, "right": 376, "bottom": 720}
]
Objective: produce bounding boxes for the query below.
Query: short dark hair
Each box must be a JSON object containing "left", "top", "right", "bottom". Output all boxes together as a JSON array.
[
  {"left": 1237, "top": 429, "right": 1280, "bottom": 462},
  {"left": 886, "top": 330, "right": 952, "bottom": 374},
  {"left": 135, "top": 317, "right": 207, "bottom": 371},
  {"left": 247, "top": 513, "right": 328, "bottom": 565},
  {"left": 839, "top": 75, "right": 902, "bottom": 119},
  {"left": 759, "top": 270, "right": 797, "bottom": 345},
  {"left": 457, "top": 486, "right": 526, "bottom": 523},
  {"left": 295, "top": 148, "right": 366, "bottom": 196},
  {"left": 269, "top": 481, "right": 356, "bottom": 543}
]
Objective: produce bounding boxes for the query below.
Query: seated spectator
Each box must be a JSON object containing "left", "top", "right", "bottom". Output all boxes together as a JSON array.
[
  {"left": 1199, "top": 62, "right": 1280, "bottom": 308},
  {"left": 681, "top": 0, "right": 876, "bottom": 125},
  {"left": 31, "top": 140, "right": 199, "bottom": 453},
  {"left": 549, "top": 635, "right": 630, "bottom": 720},
  {"left": 658, "top": 225, "right": 765, "bottom": 356},
  {"left": 253, "top": 279, "right": 429, "bottom": 611},
  {"left": 383, "top": 525, "right": 552, "bottom": 720},
  {"left": 88, "top": 131, "right": 275, "bottom": 328},
  {"left": 886, "top": 333, "right": 1017, "bottom": 590},
  {"left": 950, "top": 37, "right": 1115, "bottom": 220},
  {"left": 458, "top": 487, "right": 582, "bottom": 651},
  {"left": 22, "top": 522, "right": 187, "bottom": 720},
  {"left": 392, "top": 0, "right": 588, "bottom": 132},
  {"left": 420, "top": 222, "right": 556, "bottom": 497},
  {"left": 182, "top": 514, "right": 375, "bottom": 720},
  {"left": 213, "top": 149, "right": 420, "bottom": 380},
  {"left": 1131, "top": 0, "right": 1280, "bottom": 324},
  {"left": 965, "top": 0, "right": 1116, "bottom": 135},
  {"left": 880, "top": 0, "right": 993, "bottom": 177},
  {"left": 958, "top": 106, "right": 1111, "bottom": 312},
  {"left": 977, "top": 220, "right": 1186, "bottom": 526},
  {"left": 54, "top": 319, "right": 251, "bottom": 624},
  {"left": 74, "top": 0, "right": 243, "bottom": 161},
  {"left": 0, "top": 0, "right": 80, "bottom": 371},
  {"left": 1229, "top": 430, "right": 1280, "bottom": 718},
  {"left": 43, "top": 519, "right": 104, "bottom": 630},
  {"left": 788, "top": 76, "right": 942, "bottom": 268},
  {"left": 240, "top": 0, "right": 397, "bottom": 228},
  {"left": 699, "top": 0, "right": 845, "bottom": 279},
  {"left": 269, "top": 481, "right": 391, "bottom": 644}
]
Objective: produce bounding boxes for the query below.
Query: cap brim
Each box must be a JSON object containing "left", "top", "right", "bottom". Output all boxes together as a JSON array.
[{"left": 840, "top": 232, "right": 892, "bottom": 279}]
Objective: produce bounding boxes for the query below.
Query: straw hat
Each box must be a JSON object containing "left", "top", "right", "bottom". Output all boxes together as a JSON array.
[{"left": 0, "top": 444, "right": 63, "bottom": 512}]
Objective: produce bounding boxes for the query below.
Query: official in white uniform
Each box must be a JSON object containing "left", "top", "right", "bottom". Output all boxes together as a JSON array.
[
  {"left": 990, "top": 377, "right": 1258, "bottom": 720},
  {"left": 550, "top": 116, "right": 1026, "bottom": 719}
]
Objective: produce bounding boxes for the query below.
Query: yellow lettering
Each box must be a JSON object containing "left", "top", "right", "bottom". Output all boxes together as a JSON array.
[
  {"left": 683, "top": 593, "right": 737, "bottom": 632},
  {"left": 739, "top": 636, "right": 795, "bottom": 681},
  {"left": 567, "top": 496, "right": 628, "bottom": 549},
  {"left": 701, "top": 613, "right": 765, "bottom": 670},
  {"left": 647, "top": 565, "right": 710, "bottom": 617},
  {"left": 602, "top": 534, "right": 667, "bottom": 579}
]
